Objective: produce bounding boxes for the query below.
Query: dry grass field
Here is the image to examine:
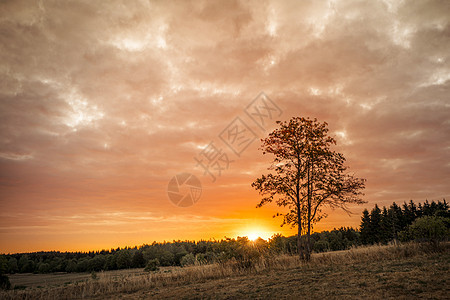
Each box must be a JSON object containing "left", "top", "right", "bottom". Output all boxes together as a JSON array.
[{"left": 2, "top": 243, "right": 449, "bottom": 299}]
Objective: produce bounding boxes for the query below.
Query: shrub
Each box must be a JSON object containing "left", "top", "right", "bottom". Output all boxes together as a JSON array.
[
  {"left": 195, "top": 253, "right": 207, "bottom": 265},
  {"left": 313, "top": 240, "right": 329, "bottom": 253},
  {"left": 144, "top": 258, "right": 160, "bottom": 272},
  {"left": 180, "top": 253, "right": 195, "bottom": 267},
  {"left": 0, "top": 274, "right": 11, "bottom": 290},
  {"left": 400, "top": 216, "right": 449, "bottom": 247},
  {"left": 37, "top": 262, "right": 51, "bottom": 273},
  {"left": 90, "top": 271, "right": 98, "bottom": 280},
  {"left": 8, "top": 257, "right": 19, "bottom": 274}
]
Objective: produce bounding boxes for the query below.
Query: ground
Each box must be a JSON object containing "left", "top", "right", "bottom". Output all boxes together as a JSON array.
[
  {"left": 117, "top": 252, "right": 449, "bottom": 299},
  {"left": 4, "top": 244, "right": 450, "bottom": 299}
]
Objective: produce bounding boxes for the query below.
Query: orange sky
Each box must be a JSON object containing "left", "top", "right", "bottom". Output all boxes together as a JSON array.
[{"left": 1, "top": 0, "right": 449, "bottom": 253}]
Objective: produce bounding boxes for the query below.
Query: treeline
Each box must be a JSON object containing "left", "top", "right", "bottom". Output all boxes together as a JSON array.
[
  {"left": 0, "top": 228, "right": 360, "bottom": 275},
  {"left": 0, "top": 238, "right": 269, "bottom": 274},
  {"left": 360, "top": 199, "right": 449, "bottom": 245},
  {"left": 1, "top": 199, "right": 448, "bottom": 276}
]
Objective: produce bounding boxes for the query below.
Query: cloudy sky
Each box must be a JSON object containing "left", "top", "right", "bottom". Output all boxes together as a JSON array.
[{"left": 1, "top": 0, "right": 449, "bottom": 253}]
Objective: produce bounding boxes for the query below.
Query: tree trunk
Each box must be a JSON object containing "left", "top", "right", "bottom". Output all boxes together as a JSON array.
[
  {"left": 305, "top": 161, "right": 312, "bottom": 261},
  {"left": 296, "top": 152, "right": 304, "bottom": 260},
  {"left": 297, "top": 204, "right": 304, "bottom": 259},
  {"left": 305, "top": 224, "right": 311, "bottom": 261}
]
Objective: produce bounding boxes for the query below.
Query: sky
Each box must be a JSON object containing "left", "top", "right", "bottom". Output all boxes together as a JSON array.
[{"left": 0, "top": 0, "right": 449, "bottom": 253}]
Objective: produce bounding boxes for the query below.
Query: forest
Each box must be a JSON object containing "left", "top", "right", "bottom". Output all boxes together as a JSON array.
[{"left": 1, "top": 199, "right": 448, "bottom": 276}]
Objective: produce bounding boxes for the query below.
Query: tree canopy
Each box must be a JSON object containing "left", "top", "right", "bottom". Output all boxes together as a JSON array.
[{"left": 252, "top": 117, "right": 366, "bottom": 259}]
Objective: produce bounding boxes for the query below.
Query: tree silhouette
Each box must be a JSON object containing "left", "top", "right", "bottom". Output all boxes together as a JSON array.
[
  {"left": 359, "top": 199, "right": 449, "bottom": 245},
  {"left": 360, "top": 209, "right": 371, "bottom": 244},
  {"left": 252, "top": 117, "right": 366, "bottom": 260},
  {"left": 369, "top": 204, "right": 383, "bottom": 244}
]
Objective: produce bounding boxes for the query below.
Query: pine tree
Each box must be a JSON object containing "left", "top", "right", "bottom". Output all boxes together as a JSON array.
[
  {"left": 360, "top": 199, "right": 449, "bottom": 244},
  {"left": 360, "top": 209, "right": 371, "bottom": 244},
  {"left": 417, "top": 203, "right": 423, "bottom": 218},
  {"left": 430, "top": 201, "right": 438, "bottom": 216},
  {"left": 408, "top": 200, "right": 418, "bottom": 218},
  {"left": 403, "top": 201, "right": 416, "bottom": 226},
  {"left": 380, "top": 206, "right": 392, "bottom": 244},
  {"left": 422, "top": 200, "right": 431, "bottom": 216},
  {"left": 436, "top": 199, "right": 450, "bottom": 218},
  {"left": 369, "top": 205, "right": 383, "bottom": 244},
  {"left": 389, "top": 202, "right": 406, "bottom": 240}
]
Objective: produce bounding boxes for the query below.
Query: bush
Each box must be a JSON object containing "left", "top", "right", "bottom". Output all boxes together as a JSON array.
[
  {"left": 180, "top": 253, "right": 195, "bottom": 267},
  {"left": 115, "top": 250, "right": 132, "bottom": 269},
  {"left": 0, "top": 274, "right": 11, "bottom": 290},
  {"left": 37, "top": 262, "right": 51, "bottom": 273},
  {"left": 144, "top": 259, "right": 160, "bottom": 272},
  {"left": 268, "top": 234, "right": 287, "bottom": 253},
  {"left": 400, "top": 216, "right": 449, "bottom": 246},
  {"left": 91, "top": 271, "right": 98, "bottom": 280},
  {"left": 313, "top": 240, "right": 329, "bottom": 253},
  {"left": 195, "top": 253, "right": 207, "bottom": 265},
  {"left": 8, "top": 257, "right": 19, "bottom": 274},
  {"left": 65, "top": 259, "right": 77, "bottom": 273}
]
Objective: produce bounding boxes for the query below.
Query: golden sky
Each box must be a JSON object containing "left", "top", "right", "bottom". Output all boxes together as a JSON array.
[{"left": 1, "top": 0, "right": 449, "bottom": 253}]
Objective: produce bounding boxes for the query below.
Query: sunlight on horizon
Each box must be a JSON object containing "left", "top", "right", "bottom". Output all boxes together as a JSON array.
[{"left": 241, "top": 227, "right": 274, "bottom": 241}]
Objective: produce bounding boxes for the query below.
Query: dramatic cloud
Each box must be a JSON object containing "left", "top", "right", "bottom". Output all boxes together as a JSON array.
[{"left": 1, "top": 0, "right": 449, "bottom": 252}]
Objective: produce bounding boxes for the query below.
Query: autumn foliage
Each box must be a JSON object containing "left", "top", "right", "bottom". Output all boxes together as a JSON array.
[{"left": 252, "top": 117, "right": 366, "bottom": 260}]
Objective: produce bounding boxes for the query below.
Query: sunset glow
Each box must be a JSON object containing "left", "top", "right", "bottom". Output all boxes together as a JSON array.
[
  {"left": 247, "top": 233, "right": 262, "bottom": 242},
  {"left": 1, "top": 0, "right": 449, "bottom": 254},
  {"left": 241, "top": 226, "right": 274, "bottom": 241}
]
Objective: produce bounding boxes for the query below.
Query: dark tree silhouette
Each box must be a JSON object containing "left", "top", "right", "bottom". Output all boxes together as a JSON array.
[
  {"left": 360, "top": 209, "right": 371, "bottom": 244},
  {"left": 359, "top": 199, "right": 450, "bottom": 245},
  {"left": 252, "top": 117, "right": 366, "bottom": 260},
  {"left": 369, "top": 204, "right": 383, "bottom": 244}
]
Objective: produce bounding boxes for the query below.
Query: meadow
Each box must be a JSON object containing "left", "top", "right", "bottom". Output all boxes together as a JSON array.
[{"left": 2, "top": 242, "right": 449, "bottom": 299}]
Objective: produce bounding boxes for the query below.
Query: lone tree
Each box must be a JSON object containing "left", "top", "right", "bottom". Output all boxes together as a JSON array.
[{"left": 252, "top": 117, "right": 366, "bottom": 260}]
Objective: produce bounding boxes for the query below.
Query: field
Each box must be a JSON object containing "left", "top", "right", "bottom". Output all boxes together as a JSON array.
[{"left": 3, "top": 243, "right": 449, "bottom": 299}]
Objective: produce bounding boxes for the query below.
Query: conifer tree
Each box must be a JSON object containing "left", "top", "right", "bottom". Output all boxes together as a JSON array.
[{"left": 360, "top": 209, "right": 371, "bottom": 244}]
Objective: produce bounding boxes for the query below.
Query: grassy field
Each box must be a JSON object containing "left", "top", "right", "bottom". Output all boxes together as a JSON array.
[
  {"left": 8, "top": 268, "right": 148, "bottom": 289},
  {"left": 2, "top": 243, "right": 449, "bottom": 299}
]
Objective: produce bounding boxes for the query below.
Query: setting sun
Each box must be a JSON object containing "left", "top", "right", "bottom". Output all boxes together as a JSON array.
[
  {"left": 247, "top": 233, "right": 260, "bottom": 241},
  {"left": 242, "top": 228, "right": 273, "bottom": 241}
]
